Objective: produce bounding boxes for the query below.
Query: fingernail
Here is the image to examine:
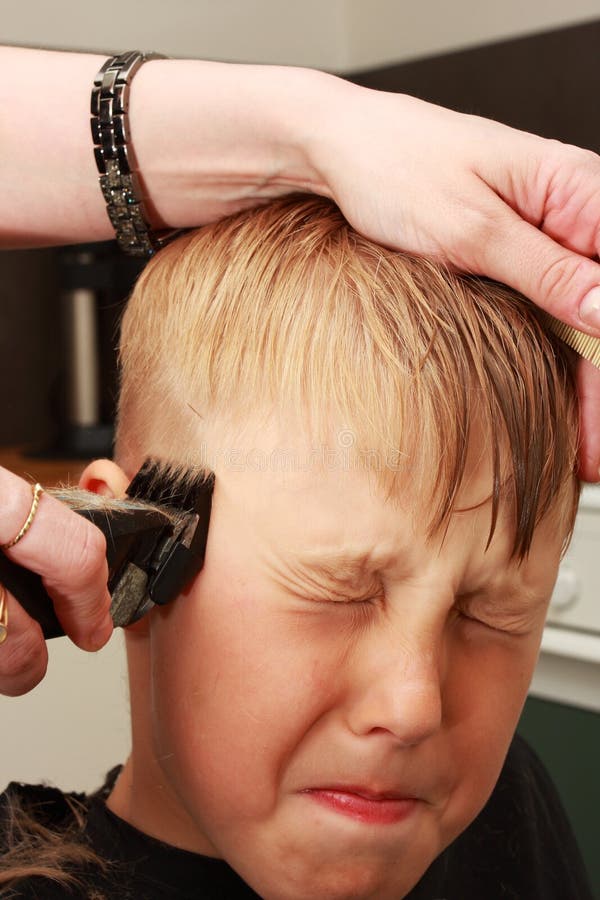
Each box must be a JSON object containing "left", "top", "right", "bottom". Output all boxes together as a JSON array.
[
  {"left": 579, "top": 286, "right": 600, "bottom": 330},
  {"left": 90, "top": 617, "right": 114, "bottom": 651}
]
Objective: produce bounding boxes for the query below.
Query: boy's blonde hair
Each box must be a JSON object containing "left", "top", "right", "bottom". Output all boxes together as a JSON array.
[{"left": 117, "top": 196, "right": 580, "bottom": 558}]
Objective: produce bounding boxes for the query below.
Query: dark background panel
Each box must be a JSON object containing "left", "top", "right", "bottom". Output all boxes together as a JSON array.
[
  {"left": 347, "top": 17, "right": 600, "bottom": 152},
  {"left": 518, "top": 697, "right": 600, "bottom": 899},
  {"left": 0, "top": 249, "right": 61, "bottom": 446}
]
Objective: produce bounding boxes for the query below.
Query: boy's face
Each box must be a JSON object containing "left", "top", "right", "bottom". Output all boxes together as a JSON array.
[{"left": 112, "top": 422, "right": 565, "bottom": 900}]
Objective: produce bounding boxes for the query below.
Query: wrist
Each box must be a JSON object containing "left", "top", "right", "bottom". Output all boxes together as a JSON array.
[{"left": 128, "top": 59, "right": 336, "bottom": 228}]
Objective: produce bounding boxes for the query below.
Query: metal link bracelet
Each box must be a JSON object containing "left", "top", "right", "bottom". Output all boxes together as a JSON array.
[{"left": 91, "top": 51, "right": 184, "bottom": 257}]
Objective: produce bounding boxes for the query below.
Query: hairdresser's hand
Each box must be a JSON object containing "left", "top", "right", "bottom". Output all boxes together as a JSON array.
[
  {"left": 0, "top": 466, "right": 112, "bottom": 696},
  {"left": 309, "top": 84, "right": 600, "bottom": 481}
]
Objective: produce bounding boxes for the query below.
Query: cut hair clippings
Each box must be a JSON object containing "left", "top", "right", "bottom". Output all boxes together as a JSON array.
[{"left": 0, "top": 460, "right": 214, "bottom": 639}]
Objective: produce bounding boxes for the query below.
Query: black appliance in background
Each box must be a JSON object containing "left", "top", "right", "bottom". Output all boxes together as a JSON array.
[{"left": 40, "top": 242, "right": 144, "bottom": 459}]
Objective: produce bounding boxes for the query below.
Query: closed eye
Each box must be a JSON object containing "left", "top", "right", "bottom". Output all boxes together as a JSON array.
[
  {"left": 307, "top": 593, "right": 382, "bottom": 630},
  {"left": 453, "top": 596, "right": 541, "bottom": 636},
  {"left": 311, "top": 593, "right": 381, "bottom": 606},
  {"left": 455, "top": 609, "right": 515, "bottom": 635}
]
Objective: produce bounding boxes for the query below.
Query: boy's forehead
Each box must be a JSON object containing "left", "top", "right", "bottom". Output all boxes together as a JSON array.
[
  {"left": 199, "top": 409, "right": 571, "bottom": 573},
  {"left": 206, "top": 411, "right": 498, "bottom": 520},
  {"left": 205, "top": 409, "right": 493, "bottom": 491},
  {"left": 212, "top": 442, "right": 521, "bottom": 578}
]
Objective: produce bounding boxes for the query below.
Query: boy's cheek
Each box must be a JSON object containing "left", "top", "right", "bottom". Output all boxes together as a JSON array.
[
  {"left": 444, "top": 628, "right": 542, "bottom": 780},
  {"left": 148, "top": 578, "right": 323, "bottom": 744},
  {"left": 448, "top": 623, "right": 542, "bottom": 722}
]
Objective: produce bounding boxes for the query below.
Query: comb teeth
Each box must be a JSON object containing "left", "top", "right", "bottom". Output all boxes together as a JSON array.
[
  {"left": 126, "top": 458, "right": 214, "bottom": 513},
  {"left": 542, "top": 313, "right": 600, "bottom": 369}
]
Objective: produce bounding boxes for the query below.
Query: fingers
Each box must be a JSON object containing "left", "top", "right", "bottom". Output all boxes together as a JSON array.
[
  {"left": 0, "top": 466, "right": 113, "bottom": 652},
  {"left": 444, "top": 195, "right": 600, "bottom": 481},
  {"left": 575, "top": 360, "right": 600, "bottom": 482},
  {"left": 462, "top": 196, "right": 600, "bottom": 333},
  {"left": 0, "top": 587, "right": 49, "bottom": 696},
  {"left": 526, "top": 144, "right": 600, "bottom": 260}
]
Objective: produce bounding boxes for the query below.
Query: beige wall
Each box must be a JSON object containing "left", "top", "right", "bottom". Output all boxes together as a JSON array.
[
  {"left": 3, "top": 0, "right": 346, "bottom": 68},
  {"left": 0, "top": 634, "right": 129, "bottom": 792},
  {"left": 2, "top": 0, "right": 599, "bottom": 70}
]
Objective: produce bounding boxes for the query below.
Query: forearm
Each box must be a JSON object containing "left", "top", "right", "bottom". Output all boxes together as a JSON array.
[
  {"left": 0, "top": 47, "right": 108, "bottom": 246},
  {"left": 0, "top": 46, "right": 332, "bottom": 247}
]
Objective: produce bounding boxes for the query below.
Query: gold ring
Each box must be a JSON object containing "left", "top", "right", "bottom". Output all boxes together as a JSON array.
[
  {"left": 1, "top": 483, "right": 45, "bottom": 550},
  {"left": 0, "top": 585, "right": 7, "bottom": 644}
]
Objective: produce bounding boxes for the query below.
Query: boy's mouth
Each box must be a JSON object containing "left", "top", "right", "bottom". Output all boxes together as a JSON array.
[{"left": 300, "top": 786, "right": 419, "bottom": 825}]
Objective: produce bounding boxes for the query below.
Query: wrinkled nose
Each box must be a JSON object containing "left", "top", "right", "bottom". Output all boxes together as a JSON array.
[{"left": 345, "top": 639, "right": 443, "bottom": 747}]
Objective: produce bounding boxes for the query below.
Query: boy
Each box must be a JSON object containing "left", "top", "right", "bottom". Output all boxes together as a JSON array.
[{"left": 1, "top": 197, "right": 593, "bottom": 898}]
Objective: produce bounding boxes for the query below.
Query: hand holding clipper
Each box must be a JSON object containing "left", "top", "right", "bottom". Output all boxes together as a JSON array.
[{"left": 0, "top": 459, "right": 213, "bottom": 695}]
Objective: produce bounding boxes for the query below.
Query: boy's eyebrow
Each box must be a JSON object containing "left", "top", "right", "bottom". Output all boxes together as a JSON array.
[{"left": 291, "top": 551, "right": 382, "bottom": 586}]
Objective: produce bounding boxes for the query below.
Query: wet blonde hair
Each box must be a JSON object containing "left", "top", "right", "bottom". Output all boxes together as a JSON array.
[{"left": 117, "top": 195, "right": 579, "bottom": 558}]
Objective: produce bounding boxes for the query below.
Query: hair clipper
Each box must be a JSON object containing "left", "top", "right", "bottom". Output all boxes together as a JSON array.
[{"left": 0, "top": 459, "right": 214, "bottom": 639}]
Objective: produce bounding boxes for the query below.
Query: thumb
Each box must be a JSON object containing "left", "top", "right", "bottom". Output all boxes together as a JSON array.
[{"left": 474, "top": 208, "right": 600, "bottom": 334}]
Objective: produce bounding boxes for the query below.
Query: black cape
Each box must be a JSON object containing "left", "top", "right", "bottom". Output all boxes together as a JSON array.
[{"left": 0, "top": 734, "right": 593, "bottom": 899}]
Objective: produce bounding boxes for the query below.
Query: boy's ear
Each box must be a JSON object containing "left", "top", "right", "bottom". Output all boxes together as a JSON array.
[
  {"left": 80, "top": 459, "right": 153, "bottom": 639},
  {"left": 79, "top": 459, "right": 130, "bottom": 499}
]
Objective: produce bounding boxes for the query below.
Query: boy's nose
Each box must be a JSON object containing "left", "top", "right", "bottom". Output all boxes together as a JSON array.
[{"left": 345, "top": 639, "right": 444, "bottom": 747}]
